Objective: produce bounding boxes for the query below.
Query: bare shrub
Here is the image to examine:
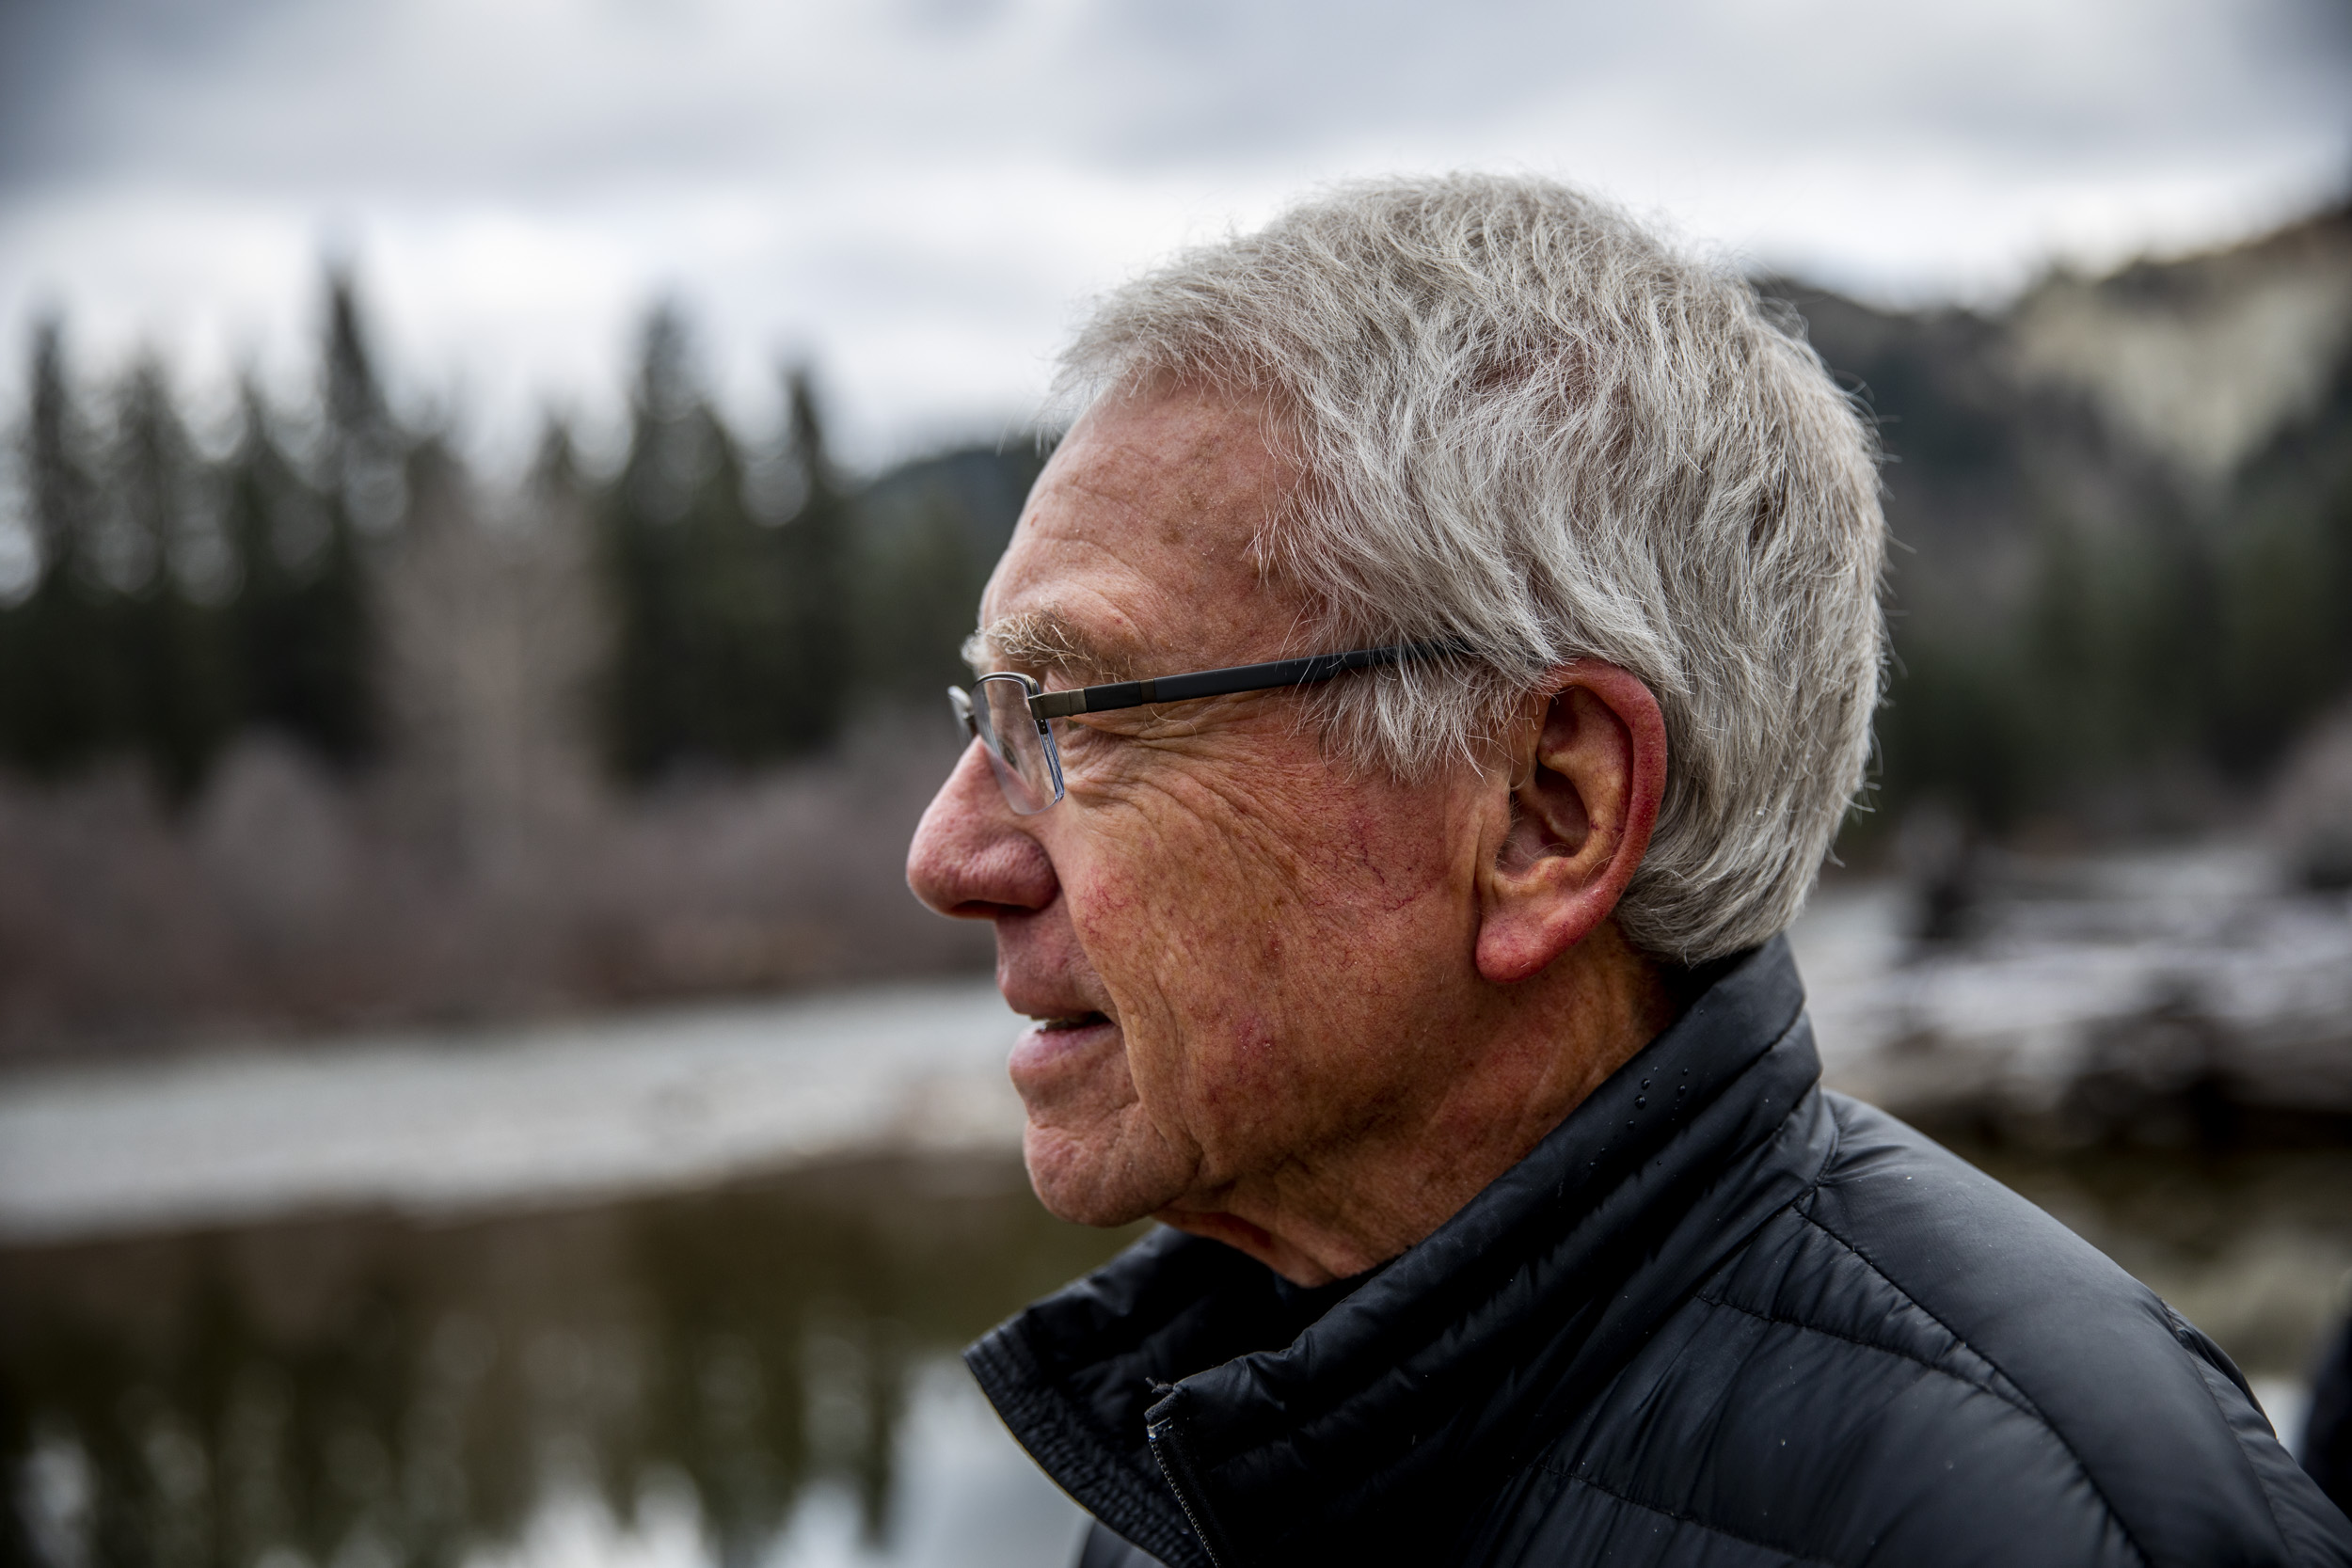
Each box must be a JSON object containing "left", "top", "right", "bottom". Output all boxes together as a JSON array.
[{"left": 0, "top": 712, "right": 985, "bottom": 1061}]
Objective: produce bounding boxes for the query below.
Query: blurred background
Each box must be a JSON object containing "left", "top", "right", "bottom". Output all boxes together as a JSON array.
[{"left": 3, "top": 0, "right": 2351, "bottom": 1563}]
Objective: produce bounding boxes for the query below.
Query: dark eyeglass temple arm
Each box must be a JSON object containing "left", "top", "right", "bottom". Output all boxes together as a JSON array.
[{"left": 1025, "top": 641, "right": 1466, "bottom": 721}]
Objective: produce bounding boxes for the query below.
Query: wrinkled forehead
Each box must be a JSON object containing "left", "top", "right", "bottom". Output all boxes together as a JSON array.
[{"left": 972, "top": 387, "right": 1310, "bottom": 683}]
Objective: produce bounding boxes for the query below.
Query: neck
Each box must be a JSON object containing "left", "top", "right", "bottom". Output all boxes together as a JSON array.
[{"left": 1158, "top": 922, "right": 1681, "bottom": 1286}]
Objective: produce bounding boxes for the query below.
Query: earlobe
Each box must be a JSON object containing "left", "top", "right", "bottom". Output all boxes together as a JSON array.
[{"left": 1474, "top": 665, "right": 1666, "bottom": 984}]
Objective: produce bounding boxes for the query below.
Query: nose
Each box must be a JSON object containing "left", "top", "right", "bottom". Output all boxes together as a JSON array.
[{"left": 907, "top": 739, "right": 1060, "bottom": 919}]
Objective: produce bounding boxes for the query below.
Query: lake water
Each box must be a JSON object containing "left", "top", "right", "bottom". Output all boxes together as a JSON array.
[{"left": 2, "top": 1153, "right": 1140, "bottom": 1568}]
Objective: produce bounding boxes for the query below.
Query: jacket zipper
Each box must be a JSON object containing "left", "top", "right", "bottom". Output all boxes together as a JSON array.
[{"left": 1147, "top": 1404, "right": 1234, "bottom": 1568}]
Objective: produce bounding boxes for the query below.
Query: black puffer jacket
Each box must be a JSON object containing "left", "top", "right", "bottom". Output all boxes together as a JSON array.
[{"left": 966, "top": 938, "right": 2352, "bottom": 1567}]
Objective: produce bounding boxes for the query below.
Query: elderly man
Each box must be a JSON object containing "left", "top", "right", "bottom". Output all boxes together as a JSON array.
[{"left": 907, "top": 177, "right": 2349, "bottom": 1568}]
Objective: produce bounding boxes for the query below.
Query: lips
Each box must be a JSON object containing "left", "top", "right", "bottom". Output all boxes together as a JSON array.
[
  {"left": 998, "top": 972, "right": 1114, "bottom": 1037},
  {"left": 996, "top": 937, "right": 1119, "bottom": 1090},
  {"left": 1008, "top": 1008, "right": 1121, "bottom": 1096}
]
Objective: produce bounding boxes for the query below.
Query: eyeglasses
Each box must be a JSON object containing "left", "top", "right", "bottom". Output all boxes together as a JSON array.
[{"left": 948, "top": 641, "right": 1460, "bottom": 815}]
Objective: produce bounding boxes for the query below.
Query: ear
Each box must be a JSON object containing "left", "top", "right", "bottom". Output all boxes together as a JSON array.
[{"left": 1474, "top": 662, "right": 1667, "bottom": 984}]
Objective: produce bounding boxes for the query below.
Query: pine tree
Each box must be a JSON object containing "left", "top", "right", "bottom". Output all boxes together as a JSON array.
[
  {"left": 603, "top": 304, "right": 818, "bottom": 776},
  {"left": 212, "top": 375, "right": 370, "bottom": 767},
  {"left": 0, "top": 317, "right": 115, "bottom": 775},
  {"left": 102, "top": 355, "right": 236, "bottom": 794},
  {"left": 770, "top": 365, "right": 851, "bottom": 750},
  {"left": 324, "top": 267, "right": 406, "bottom": 537},
  {"left": 212, "top": 267, "right": 396, "bottom": 768},
  {"left": 2210, "top": 343, "right": 2352, "bottom": 776}
]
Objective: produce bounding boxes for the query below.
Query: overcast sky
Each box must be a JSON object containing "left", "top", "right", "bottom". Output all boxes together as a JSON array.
[{"left": 3, "top": 0, "right": 2347, "bottom": 471}]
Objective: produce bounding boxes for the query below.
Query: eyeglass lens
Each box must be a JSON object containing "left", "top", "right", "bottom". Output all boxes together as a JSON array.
[{"left": 951, "top": 677, "right": 1062, "bottom": 815}]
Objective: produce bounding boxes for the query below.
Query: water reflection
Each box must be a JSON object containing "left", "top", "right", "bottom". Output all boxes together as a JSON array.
[
  {"left": 7, "top": 1142, "right": 2346, "bottom": 1567},
  {"left": 0, "top": 1156, "right": 1136, "bottom": 1568}
]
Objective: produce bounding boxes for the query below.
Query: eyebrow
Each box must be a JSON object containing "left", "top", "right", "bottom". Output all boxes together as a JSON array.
[{"left": 966, "top": 610, "right": 1142, "bottom": 687}]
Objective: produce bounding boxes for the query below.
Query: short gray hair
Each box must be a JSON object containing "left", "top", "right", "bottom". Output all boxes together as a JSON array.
[{"left": 1056, "top": 174, "right": 1886, "bottom": 964}]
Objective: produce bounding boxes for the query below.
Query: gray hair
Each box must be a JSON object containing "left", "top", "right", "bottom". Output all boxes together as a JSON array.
[{"left": 1055, "top": 174, "right": 1886, "bottom": 965}]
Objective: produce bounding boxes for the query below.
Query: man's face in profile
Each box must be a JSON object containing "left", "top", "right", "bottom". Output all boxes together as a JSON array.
[{"left": 907, "top": 387, "right": 1504, "bottom": 1277}]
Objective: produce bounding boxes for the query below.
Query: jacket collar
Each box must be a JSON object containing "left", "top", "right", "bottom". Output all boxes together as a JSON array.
[{"left": 967, "top": 936, "right": 1836, "bottom": 1568}]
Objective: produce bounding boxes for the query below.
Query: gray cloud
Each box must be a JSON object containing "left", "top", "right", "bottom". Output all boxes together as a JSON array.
[
  {"left": 9, "top": 0, "right": 2344, "bottom": 193},
  {"left": 0, "top": 0, "right": 2344, "bottom": 465}
]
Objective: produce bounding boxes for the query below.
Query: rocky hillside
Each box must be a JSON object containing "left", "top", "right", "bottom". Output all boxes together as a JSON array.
[{"left": 1770, "top": 204, "right": 2352, "bottom": 844}]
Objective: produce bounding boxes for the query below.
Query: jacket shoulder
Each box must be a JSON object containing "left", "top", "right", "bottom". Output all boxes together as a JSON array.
[
  {"left": 1789, "top": 1095, "right": 2347, "bottom": 1566},
  {"left": 1479, "top": 1095, "right": 2350, "bottom": 1568}
]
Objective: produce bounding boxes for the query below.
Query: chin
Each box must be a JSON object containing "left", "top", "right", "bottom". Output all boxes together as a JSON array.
[{"left": 1021, "top": 1124, "right": 1164, "bottom": 1228}]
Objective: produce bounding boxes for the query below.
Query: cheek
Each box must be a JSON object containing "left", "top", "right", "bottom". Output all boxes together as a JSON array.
[
  {"left": 1067, "top": 823, "right": 1280, "bottom": 994},
  {"left": 1060, "top": 801, "right": 1296, "bottom": 1081},
  {"left": 1058, "top": 777, "right": 1465, "bottom": 1153}
]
